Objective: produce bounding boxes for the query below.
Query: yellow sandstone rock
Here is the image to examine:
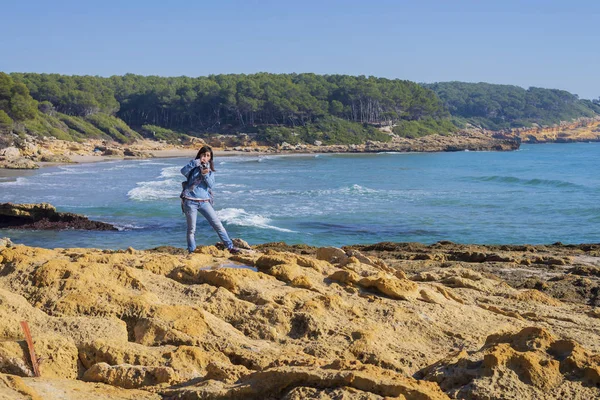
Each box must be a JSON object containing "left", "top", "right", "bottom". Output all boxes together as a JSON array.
[{"left": 0, "top": 243, "right": 598, "bottom": 399}]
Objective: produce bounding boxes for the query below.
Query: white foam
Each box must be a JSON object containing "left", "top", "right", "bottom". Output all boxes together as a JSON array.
[
  {"left": 340, "top": 184, "right": 379, "bottom": 194},
  {"left": 309, "top": 184, "right": 380, "bottom": 196},
  {"left": 38, "top": 166, "right": 84, "bottom": 176},
  {"left": 139, "top": 161, "right": 171, "bottom": 166},
  {"left": 159, "top": 166, "right": 182, "bottom": 178},
  {"left": 127, "top": 179, "right": 180, "bottom": 201},
  {"left": 226, "top": 184, "right": 381, "bottom": 198},
  {"left": 219, "top": 183, "right": 246, "bottom": 188},
  {"left": 114, "top": 223, "right": 145, "bottom": 231},
  {"left": 105, "top": 164, "right": 139, "bottom": 171},
  {"left": 217, "top": 208, "right": 295, "bottom": 232},
  {"left": 0, "top": 177, "right": 29, "bottom": 186},
  {"left": 219, "top": 156, "right": 276, "bottom": 164}
]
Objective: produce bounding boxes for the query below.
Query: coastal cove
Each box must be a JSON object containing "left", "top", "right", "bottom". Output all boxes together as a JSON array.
[
  {"left": 0, "top": 143, "right": 598, "bottom": 249},
  {"left": 3, "top": 5, "right": 600, "bottom": 397}
]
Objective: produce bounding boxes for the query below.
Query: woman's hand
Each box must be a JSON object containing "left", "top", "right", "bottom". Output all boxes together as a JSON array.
[{"left": 193, "top": 159, "right": 209, "bottom": 174}]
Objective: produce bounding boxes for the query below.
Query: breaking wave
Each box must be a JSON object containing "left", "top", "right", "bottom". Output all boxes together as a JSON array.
[
  {"left": 217, "top": 208, "right": 295, "bottom": 232},
  {"left": 127, "top": 179, "right": 180, "bottom": 201}
]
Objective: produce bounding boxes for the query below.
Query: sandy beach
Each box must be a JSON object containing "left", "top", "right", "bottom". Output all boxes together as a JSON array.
[
  {"left": 0, "top": 147, "right": 273, "bottom": 180},
  {"left": 68, "top": 148, "right": 248, "bottom": 164},
  {"left": 66, "top": 149, "right": 198, "bottom": 164}
]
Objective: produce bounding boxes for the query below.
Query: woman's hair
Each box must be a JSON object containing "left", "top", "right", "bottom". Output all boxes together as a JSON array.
[{"left": 195, "top": 146, "right": 215, "bottom": 171}]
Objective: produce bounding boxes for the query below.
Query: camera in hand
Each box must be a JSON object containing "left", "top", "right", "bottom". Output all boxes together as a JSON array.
[{"left": 200, "top": 162, "right": 208, "bottom": 169}]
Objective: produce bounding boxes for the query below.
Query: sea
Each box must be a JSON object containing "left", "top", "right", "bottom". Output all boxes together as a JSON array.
[{"left": 0, "top": 143, "right": 598, "bottom": 250}]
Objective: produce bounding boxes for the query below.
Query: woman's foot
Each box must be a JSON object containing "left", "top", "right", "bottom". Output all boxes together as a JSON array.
[{"left": 228, "top": 247, "right": 241, "bottom": 254}]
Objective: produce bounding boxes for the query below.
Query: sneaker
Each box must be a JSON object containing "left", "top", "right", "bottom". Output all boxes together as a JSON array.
[{"left": 228, "top": 247, "right": 241, "bottom": 254}]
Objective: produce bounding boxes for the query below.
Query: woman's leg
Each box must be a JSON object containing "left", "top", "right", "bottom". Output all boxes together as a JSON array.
[
  {"left": 198, "top": 202, "right": 234, "bottom": 249},
  {"left": 184, "top": 200, "right": 198, "bottom": 252}
]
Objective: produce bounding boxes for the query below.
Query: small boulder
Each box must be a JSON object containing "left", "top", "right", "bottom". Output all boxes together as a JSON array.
[
  {"left": 0, "top": 147, "right": 20, "bottom": 160},
  {"left": 40, "top": 154, "right": 72, "bottom": 163},
  {"left": 2, "top": 157, "right": 39, "bottom": 169},
  {"left": 102, "top": 148, "right": 125, "bottom": 157},
  {"left": 316, "top": 247, "right": 348, "bottom": 264},
  {"left": 83, "top": 362, "right": 178, "bottom": 388},
  {"left": 232, "top": 238, "right": 252, "bottom": 249}
]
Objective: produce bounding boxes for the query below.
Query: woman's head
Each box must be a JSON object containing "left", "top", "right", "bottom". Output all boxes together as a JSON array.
[{"left": 195, "top": 146, "right": 215, "bottom": 171}]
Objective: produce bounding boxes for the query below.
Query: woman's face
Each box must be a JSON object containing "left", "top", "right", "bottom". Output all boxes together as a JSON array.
[{"left": 199, "top": 152, "right": 211, "bottom": 164}]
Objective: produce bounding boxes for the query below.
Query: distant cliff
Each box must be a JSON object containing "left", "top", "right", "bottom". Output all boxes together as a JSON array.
[{"left": 488, "top": 117, "right": 600, "bottom": 143}]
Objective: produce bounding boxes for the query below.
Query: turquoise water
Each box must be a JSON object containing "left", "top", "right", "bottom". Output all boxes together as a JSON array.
[{"left": 0, "top": 143, "right": 598, "bottom": 249}]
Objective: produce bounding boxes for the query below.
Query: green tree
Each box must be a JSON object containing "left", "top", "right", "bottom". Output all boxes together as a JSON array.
[
  {"left": 0, "top": 72, "right": 14, "bottom": 114},
  {"left": 10, "top": 82, "right": 37, "bottom": 120},
  {"left": 0, "top": 110, "right": 13, "bottom": 134}
]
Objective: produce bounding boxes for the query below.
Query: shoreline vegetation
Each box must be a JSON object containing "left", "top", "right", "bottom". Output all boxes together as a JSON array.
[
  {"left": 3, "top": 117, "right": 600, "bottom": 172},
  {"left": 1, "top": 72, "right": 600, "bottom": 170}
]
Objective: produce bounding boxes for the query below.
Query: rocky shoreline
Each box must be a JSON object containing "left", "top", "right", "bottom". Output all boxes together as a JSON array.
[
  {"left": 490, "top": 117, "right": 600, "bottom": 144},
  {"left": 0, "top": 130, "right": 519, "bottom": 170},
  {"left": 270, "top": 130, "right": 519, "bottom": 154},
  {"left": 3, "top": 116, "right": 600, "bottom": 170},
  {"left": 0, "top": 203, "right": 117, "bottom": 230},
  {"left": 0, "top": 235, "right": 598, "bottom": 399}
]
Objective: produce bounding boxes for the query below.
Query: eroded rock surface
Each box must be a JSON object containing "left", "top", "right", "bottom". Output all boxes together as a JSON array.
[{"left": 0, "top": 239, "right": 598, "bottom": 399}]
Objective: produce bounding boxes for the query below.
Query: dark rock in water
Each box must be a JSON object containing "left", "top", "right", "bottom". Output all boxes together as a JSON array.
[{"left": 0, "top": 202, "right": 117, "bottom": 231}]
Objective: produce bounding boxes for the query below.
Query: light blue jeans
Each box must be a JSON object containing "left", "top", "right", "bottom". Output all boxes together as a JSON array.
[{"left": 184, "top": 199, "right": 233, "bottom": 252}]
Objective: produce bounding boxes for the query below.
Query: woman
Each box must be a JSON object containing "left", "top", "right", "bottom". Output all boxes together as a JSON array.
[{"left": 180, "top": 146, "right": 239, "bottom": 254}]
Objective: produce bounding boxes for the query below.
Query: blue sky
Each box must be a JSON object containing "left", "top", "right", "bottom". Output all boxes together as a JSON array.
[{"left": 2, "top": 0, "right": 599, "bottom": 99}]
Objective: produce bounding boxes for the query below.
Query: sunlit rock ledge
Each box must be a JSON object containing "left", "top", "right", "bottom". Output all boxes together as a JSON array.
[{"left": 0, "top": 238, "right": 598, "bottom": 399}]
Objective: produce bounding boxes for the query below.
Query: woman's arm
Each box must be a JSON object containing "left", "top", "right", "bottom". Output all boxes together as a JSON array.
[
  {"left": 203, "top": 171, "right": 215, "bottom": 188},
  {"left": 181, "top": 159, "right": 200, "bottom": 177}
]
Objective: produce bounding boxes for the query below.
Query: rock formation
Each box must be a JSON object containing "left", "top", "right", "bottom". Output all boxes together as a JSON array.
[
  {"left": 489, "top": 117, "right": 600, "bottom": 144},
  {"left": 0, "top": 137, "right": 167, "bottom": 169},
  {"left": 0, "top": 130, "right": 520, "bottom": 171},
  {"left": 265, "top": 130, "right": 519, "bottom": 154},
  {"left": 0, "top": 239, "right": 598, "bottom": 399},
  {"left": 0, "top": 203, "right": 117, "bottom": 230}
]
